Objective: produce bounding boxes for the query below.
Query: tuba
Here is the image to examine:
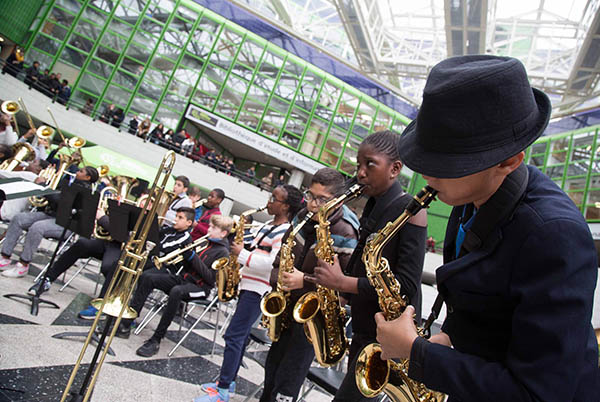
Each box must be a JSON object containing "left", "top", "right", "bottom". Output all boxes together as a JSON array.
[
  {"left": 61, "top": 151, "right": 175, "bottom": 402},
  {"left": 354, "top": 186, "right": 446, "bottom": 402},
  {"left": 293, "top": 182, "right": 364, "bottom": 366},
  {"left": 261, "top": 211, "right": 314, "bottom": 342},
  {"left": 212, "top": 206, "right": 267, "bottom": 302},
  {"left": 93, "top": 186, "right": 118, "bottom": 240}
]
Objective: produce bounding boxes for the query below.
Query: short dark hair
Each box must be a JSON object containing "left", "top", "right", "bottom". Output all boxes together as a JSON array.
[
  {"left": 175, "top": 175, "right": 190, "bottom": 189},
  {"left": 176, "top": 206, "right": 195, "bottom": 222},
  {"left": 38, "top": 159, "right": 50, "bottom": 169},
  {"left": 311, "top": 168, "right": 346, "bottom": 196},
  {"left": 188, "top": 186, "right": 202, "bottom": 197},
  {"left": 212, "top": 188, "right": 225, "bottom": 200}
]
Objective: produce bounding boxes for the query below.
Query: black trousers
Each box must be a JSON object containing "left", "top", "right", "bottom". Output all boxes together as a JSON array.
[
  {"left": 46, "top": 238, "right": 121, "bottom": 298},
  {"left": 128, "top": 267, "right": 207, "bottom": 340},
  {"left": 333, "top": 333, "right": 378, "bottom": 402},
  {"left": 260, "top": 319, "right": 315, "bottom": 402}
]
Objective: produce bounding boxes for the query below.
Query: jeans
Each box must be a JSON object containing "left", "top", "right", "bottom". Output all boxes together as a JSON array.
[
  {"left": 218, "top": 290, "right": 262, "bottom": 389},
  {"left": 1, "top": 211, "right": 68, "bottom": 263}
]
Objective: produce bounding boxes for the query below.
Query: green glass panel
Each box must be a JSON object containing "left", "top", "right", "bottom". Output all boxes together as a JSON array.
[
  {"left": 175, "top": 55, "right": 203, "bottom": 83},
  {"left": 101, "top": 30, "right": 127, "bottom": 51},
  {"left": 59, "top": 46, "right": 87, "bottom": 68},
  {"left": 33, "top": 34, "right": 61, "bottom": 56},
  {"left": 327, "top": 125, "right": 347, "bottom": 145},
  {"left": 43, "top": 22, "right": 68, "bottom": 41},
  {"left": 88, "top": 58, "right": 113, "bottom": 79},
  {"left": 285, "top": 107, "right": 308, "bottom": 137},
  {"left": 25, "top": 49, "right": 53, "bottom": 70},
  {"left": 150, "top": 56, "right": 175, "bottom": 75},
  {"left": 246, "top": 85, "right": 269, "bottom": 103},
  {"left": 176, "top": 4, "right": 199, "bottom": 21},
  {"left": 587, "top": 188, "right": 600, "bottom": 205},
  {"left": 530, "top": 142, "right": 547, "bottom": 155},
  {"left": 529, "top": 154, "right": 545, "bottom": 168},
  {"left": 166, "top": 19, "right": 192, "bottom": 46},
  {"left": 48, "top": 6, "right": 76, "bottom": 27},
  {"left": 546, "top": 165, "right": 565, "bottom": 181},
  {"left": 391, "top": 116, "right": 406, "bottom": 135},
  {"left": 209, "top": 28, "right": 243, "bottom": 71},
  {"left": 109, "top": 17, "right": 134, "bottom": 39},
  {"left": 75, "top": 19, "right": 101, "bottom": 41},
  {"left": 154, "top": 106, "right": 180, "bottom": 130},
  {"left": 70, "top": 90, "right": 98, "bottom": 110},
  {"left": 168, "top": 79, "right": 193, "bottom": 99},
  {"left": 295, "top": 79, "right": 320, "bottom": 112},
  {"left": 231, "top": 63, "right": 253, "bottom": 81},
  {"left": 237, "top": 38, "right": 264, "bottom": 70},
  {"left": 202, "top": 63, "right": 227, "bottom": 84},
  {"left": 187, "top": 30, "right": 216, "bottom": 59},
  {"left": 147, "top": 67, "right": 172, "bottom": 86},
  {"left": 104, "top": 84, "right": 132, "bottom": 107},
  {"left": 192, "top": 88, "right": 217, "bottom": 109},
  {"left": 140, "top": 17, "right": 164, "bottom": 36},
  {"left": 130, "top": 95, "right": 157, "bottom": 118},
  {"left": 96, "top": 45, "right": 119, "bottom": 65},
  {"left": 354, "top": 99, "right": 376, "bottom": 134},
  {"left": 259, "top": 118, "right": 282, "bottom": 139},
  {"left": 315, "top": 80, "right": 341, "bottom": 120},
  {"left": 339, "top": 158, "right": 356, "bottom": 175},
  {"left": 55, "top": 0, "right": 82, "bottom": 14},
  {"left": 163, "top": 92, "right": 188, "bottom": 112},
  {"left": 253, "top": 73, "right": 276, "bottom": 94},
  {"left": 112, "top": 69, "right": 137, "bottom": 91},
  {"left": 274, "top": 74, "right": 299, "bottom": 102},
  {"left": 346, "top": 134, "right": 361, "bottom": 153},
  {"left": 237, "top": 105, "right": 262, "bottom": 130},
  {"left": 125, "top": 42, "right": 150, "bottom": 64},
  {"left": 269, "top": 96, "right": 290, "bottom": 115},
  {"left": 81, "top": 5, "right": 108, "bottom": 26},
  {"left": 320, "top": 150, "right": 339, "bottom": 167},
  {"left": 120, "top": 56, "right": 145, "bottom": 75},
  {"left": 114, "top": 2, "right": 142, "bottom": 21},
  {"left": 138, "top": 79, "right": 164, "bottom": 101},
  {"left": 79, "top": 73, "right": 106, "bottom": 96},
  {"left": 262, "top": 49, "right": 284, "bottom": 70},
  {"left": 303, "top": 118, "right": 328, "bottom": 148},
  {"left": 280, "top": 133, "right": 300, "bottom": 149},
  {"left": 156, "top": 40, "right": 180, "bottom": 61},
  {"left": 89, "top": 0, "right": 115, "bottom": 13},
  {"left": 334, "top": 91, "right": 357, "bottom": 132},
  {"left": 133, "top": 30, "right": 159, "bottom": 49},
  {"left": 374, "top": 109, "right": 393, "bottom": 131},
  {"left": 217, "top": 100, "right": 238, "bottom": 120},
  {"left": 150, "top": 0, "right": 176, "bottom": 14},
  {"left": 68, "top": 32, "right": 94, "bottom": 53}
]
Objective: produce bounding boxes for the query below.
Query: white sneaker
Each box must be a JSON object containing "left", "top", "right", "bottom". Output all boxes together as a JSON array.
[
  {"left": 2, "top": 262, "right": 29, "bottom": 278},
  {"left": 0, "top": 256, "right": 12, "bottom": 270}
]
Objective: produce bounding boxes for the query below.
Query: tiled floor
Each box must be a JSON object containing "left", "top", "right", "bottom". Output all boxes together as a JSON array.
[{"left": 0, "top": 237, "right": 330, "bottom": 402}]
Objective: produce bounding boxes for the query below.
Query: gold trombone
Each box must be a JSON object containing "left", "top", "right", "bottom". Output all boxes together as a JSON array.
[
  {"left": 61, "top": 151, "right": 176, "bottom": 402},
  {"left": 153, "top": 234, "right": 209, "bottom": 269}
]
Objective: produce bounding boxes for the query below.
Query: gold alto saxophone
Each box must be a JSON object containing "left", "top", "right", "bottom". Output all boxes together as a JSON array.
[
  {"left": 212, "top": 206, "right": 266, "bottom": 302},
  {"left": 261, "top": 211, "right": 314, "bottom": 342},
  {"left": 293, "top": 182, "right": 364, "bottom": 366},
  {"left": 61, "top": 151, "right": 176, "bottom": 402},
  {"left": 355, "top": 186, "right": 446, "bottom": 402}
]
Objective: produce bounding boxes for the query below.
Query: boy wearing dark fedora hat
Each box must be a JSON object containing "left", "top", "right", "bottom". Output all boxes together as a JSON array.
[{"left": 375, "top": 55, "right": 599, "bottom": 401}]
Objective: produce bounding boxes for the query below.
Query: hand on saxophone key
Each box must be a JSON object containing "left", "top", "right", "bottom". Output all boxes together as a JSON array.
[
  {"left": 230, "top": 241, "right": 243, "bottom": 255},
  {"left": 281, "top": 267, "right": 304, "bottom": 291},
  {"left": 375, "top": 306, "right": 419, "bottom": 360},
  {"left": 309, "top": 255, "right": 344, "bottom": 290}
]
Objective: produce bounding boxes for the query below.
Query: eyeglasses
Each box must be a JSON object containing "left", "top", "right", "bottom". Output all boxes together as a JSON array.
[
  {"left": 269, "top": 194, "right": 286, "bottom": 204},
  {"left": 303, "top": 190, "right": 332, "bottom": 206}
]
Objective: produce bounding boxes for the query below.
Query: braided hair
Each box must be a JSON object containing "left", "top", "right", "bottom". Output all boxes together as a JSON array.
[
  {"left": 361, "top": 130, "right": 401, "bottom": 162},
  {"left": 281, "top": 184, "right": 305, "bottom": 221}
]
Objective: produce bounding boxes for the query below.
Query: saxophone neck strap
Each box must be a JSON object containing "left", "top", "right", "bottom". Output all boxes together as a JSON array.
[{"left": 422, "top": 293, "right": 444, "bottom": 338}]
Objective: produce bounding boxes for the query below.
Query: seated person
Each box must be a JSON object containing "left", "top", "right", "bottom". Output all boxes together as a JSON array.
[
  {"left": 187, "top": 186, "right": 203, "bottom": 221},
  {"left": 0, "top": 159, "right": 49, "bottom": 222},
  {"left": 118, "top": 212, "right": 232, "bottom": 358},
  {"left": 0, "top": 166, "right": 99, "bottom": 278},
  {"left": 190, "top": 188, "right": 224, "bottom": 240},
  {"left": 162, "top": 175, "right": 192, "bottom": 227}
]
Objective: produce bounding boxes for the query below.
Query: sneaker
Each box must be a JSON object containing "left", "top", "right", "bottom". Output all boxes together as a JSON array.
[
  {"left": 28, "top": 277, "right": 51, "bottom": 295},
  {"left": 78, "top": 305, "right": 99, "bottom": 320},
  {"left": 115, "top": 322, "right": 131, "bottom": 339},
  {"left": 0, "top": 256, "right": 12, "bottom": 270},
  {"left": 200, "top": 382, "right": 236, "bottom": 394},
  {"left": 136, "top": 337, "right": 160, "bottom": 357},
  {"left": 193, "top": 388, "right": 229, "bottom": 402},
  {"left": 2, "top": 262, "right": 29, "bottom": 278}
]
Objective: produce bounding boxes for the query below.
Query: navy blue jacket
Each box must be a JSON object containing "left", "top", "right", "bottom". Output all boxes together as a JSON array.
[{"left": 409, "top": 165, "right": 599, "bottom": 401}]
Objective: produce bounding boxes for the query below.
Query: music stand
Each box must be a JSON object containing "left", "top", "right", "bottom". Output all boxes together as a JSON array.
[
  {"left": 4, "top": 183, "right": 99, "bottom": 316},
  {"left": 52, "top": 200, "right": 159, "bottom": 357}
]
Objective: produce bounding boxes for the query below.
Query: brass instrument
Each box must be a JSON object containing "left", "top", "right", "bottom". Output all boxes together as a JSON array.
[
  {"left": 0, "top": 142, "right": 35, "bottom": 170},
  {"left": 293, "top": 182, "right": 364, "bottom": 366},
  {"left": 36, "top": 125, "right": 54, "bottom": 140},
  {"left": 355, "top": 186, "right": 445, "bottom": 402},
  {"left": 29, "top": 153, "right": 82, "bottom": 207},
  {"left": 93, "top": 186, "right": 118, "bottom": 240},
  {"left": 1, "top": 100, "right": 20, "bottom": 136},
  {"left": 212, "top": 206, "right": 267, "bottom": 302},
  {"left": 97, "top": 165, "right": 109, "bottom": 177},
  {"left": 194, "top": 198, "right": 207, "bottom": 209},
  {"left": 261, "top": 211, "right": 314, "bottom": 342},
  {"left": 18, "top": 98, "right": 36, "bottom": 131},
  {"left": 153, "top": 234, "right": 209, "bottom": 270},
  {"left": 111, "top": 175, "right": 138, "bottom": 200},
  {"left": 61, "top": 151, "right": 175, "bottom": 402},
  {"left": 156, "top": 189, "right": 176, "bottom": 224}
]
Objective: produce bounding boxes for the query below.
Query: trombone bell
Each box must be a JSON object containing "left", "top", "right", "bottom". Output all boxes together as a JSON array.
[
  {"left": 36, "top": 125, "right": 54, "bottom": 139},
  {"left": 97, "top": 165, "right": 109, "bottom": 177},
  {"left": 68, "top": 137, "right": 86, "bottom": 148},
  {"left": 1, "top": 100, "right": 20, "bottom": 115}
]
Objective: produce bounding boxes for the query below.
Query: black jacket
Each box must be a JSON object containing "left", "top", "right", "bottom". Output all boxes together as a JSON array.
[
  {"left": 183, "top": 237, "right": 230, "bottom": 290},
  {"left": 347, "top": 181, "right": 427, "bottom": 337}
]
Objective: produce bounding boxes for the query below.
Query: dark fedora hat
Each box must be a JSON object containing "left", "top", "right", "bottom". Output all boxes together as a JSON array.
[{"left": 397, "top": 55, "right": 551, "bottom": 178}]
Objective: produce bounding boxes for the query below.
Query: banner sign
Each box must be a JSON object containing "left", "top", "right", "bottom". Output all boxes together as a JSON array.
[{"left": 185, "top": 105, "right": 324, "bottom": 174}]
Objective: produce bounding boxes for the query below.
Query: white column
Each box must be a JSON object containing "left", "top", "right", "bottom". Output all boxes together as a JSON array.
[
  {"left": 288, "top": 169, "right": 305, "bottom": 188},
  {"left": 220, "top": 197, "right": 234, "bottom": 216}
]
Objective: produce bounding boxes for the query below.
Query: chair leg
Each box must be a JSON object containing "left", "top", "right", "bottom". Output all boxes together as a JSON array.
[
  {"left": 210, "top": 301, "right": 222, "bottom": 357},
  {"left": 168, "top": 296, "right": 219, "bottom": 357},
  {"left": 297, "top": 382, "right": 317, "bottom": 402},
  {"left": 35, "top": 232, "right": 75, "bottom": 283},
  {"left": 242, "top": 379, "right": 264, "bottom": 402},
  {"left": 134, "top": 296, "right": 168, "bottom": 335}
]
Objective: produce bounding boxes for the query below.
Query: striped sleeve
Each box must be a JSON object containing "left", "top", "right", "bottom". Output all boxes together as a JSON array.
[{"left": 237, "top": 223, "right": 290, "bottom": 277}]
